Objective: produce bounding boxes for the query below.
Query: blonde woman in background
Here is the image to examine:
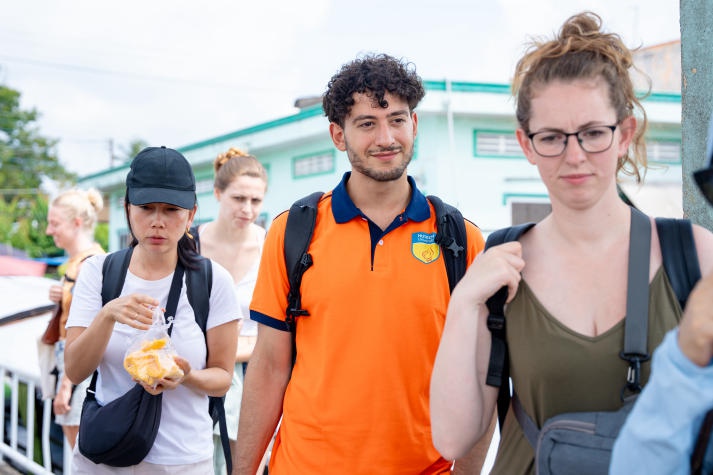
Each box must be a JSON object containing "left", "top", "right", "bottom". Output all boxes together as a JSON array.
[
  {"left": 45, "top": 188, "right": 106, "bottom": 448},
  {"left": 193, "top": 147, "right": 270, "bottom": 474}
]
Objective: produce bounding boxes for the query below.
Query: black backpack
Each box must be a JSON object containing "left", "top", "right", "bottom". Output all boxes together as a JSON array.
[
  {"left": 282, "top": 192, "right": 469, "bottom": 352},
  {"left": 482, "top": 215, "right": 709, "bottom": 473},
  {"left": 101, "top": 247, "right": 231, "bottom": 474}
]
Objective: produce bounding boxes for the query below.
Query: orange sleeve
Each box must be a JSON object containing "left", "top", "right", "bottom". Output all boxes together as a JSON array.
[{"left": 249, "top": 211, "right": 291, "bottom": 330}]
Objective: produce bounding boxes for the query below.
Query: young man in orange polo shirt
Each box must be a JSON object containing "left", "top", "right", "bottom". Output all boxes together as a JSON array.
[{"left": 234, "top": 54, "right": 488, "bottom": 474}]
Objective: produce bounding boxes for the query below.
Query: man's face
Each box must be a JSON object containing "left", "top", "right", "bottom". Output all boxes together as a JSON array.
[{"left": 329, "top": 91, "right": 418, "bottom": 182}]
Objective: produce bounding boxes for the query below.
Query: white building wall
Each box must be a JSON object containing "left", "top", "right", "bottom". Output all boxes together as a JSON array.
[{"left": 80, "top": 83, "right": 683, "bottom": 251}]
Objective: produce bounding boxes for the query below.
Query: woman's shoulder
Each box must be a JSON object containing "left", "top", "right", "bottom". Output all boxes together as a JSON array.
[
  {"left": 206, "top": 258, "right": 234, "bottom": 285},
  {"left": 251, "top": 223, "right": 267, "bottom": 243},
  {"left": 83, "top": 252, "right": 109, "bottom": 269}
]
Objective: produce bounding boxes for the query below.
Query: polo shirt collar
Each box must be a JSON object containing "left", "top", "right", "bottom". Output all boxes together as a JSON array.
[{"left": 331, "top": 172, "right": 431, "bottom": 224}]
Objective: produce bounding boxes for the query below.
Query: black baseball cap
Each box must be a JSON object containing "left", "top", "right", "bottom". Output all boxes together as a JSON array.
[
  {"left": 126, "top": 146, "right": 196, "bottom": 209},
  {"left": 693, "top": 113, "right": 713, "bottom": 206}
]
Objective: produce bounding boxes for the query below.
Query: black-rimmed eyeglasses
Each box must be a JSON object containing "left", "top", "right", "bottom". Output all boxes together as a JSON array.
[{"left": 527, "top": 124, "right": 618, "bottom": 157}]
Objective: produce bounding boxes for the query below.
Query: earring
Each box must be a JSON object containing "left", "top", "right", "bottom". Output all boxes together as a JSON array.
[{"left": 185, "top": 227, "right": 194, "bottom": 240}]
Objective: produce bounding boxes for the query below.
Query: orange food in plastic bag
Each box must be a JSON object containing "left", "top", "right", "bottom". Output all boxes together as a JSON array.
[{"left": 124, "top": 338, "right": 184, "bottom": 387}]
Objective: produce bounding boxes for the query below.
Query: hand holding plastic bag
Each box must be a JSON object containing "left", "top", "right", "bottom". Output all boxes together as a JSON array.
[{"left": 123, "top": 306, "right": 184, "bottom": 388}]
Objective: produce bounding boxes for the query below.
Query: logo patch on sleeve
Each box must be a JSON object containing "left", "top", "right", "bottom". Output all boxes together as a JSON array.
[{"left": 411, "top": 232, "right": 440, "bottom": 264}]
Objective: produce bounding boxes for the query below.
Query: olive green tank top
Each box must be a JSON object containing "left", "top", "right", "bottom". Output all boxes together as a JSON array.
[{"left": 490, "top": 267, "right": 682, "bottom": 475}]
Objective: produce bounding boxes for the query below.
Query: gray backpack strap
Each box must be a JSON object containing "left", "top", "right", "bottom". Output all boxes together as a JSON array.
[
  {"left": 620, "top": 207, "right": 652, "bottom": 397},
  {"left": 513, "top": 207, "right": 651, "bottom": 446},
  {"left": 512, "top": 392, "right": 539, "bottom": 448}
]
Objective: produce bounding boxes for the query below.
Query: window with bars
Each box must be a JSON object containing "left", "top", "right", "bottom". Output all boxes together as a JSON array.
[
  {"left": 293, "top": 151, "right": 335, "bottom": 178},
  {"left": 646, "top": 140, "right": 680, "bottom": 164},
  {"left": 196, "top": 178, "right": 214, "bottom": 194},
  {"left": 474, "top": 131, "right": 522, "bottom": 157}
]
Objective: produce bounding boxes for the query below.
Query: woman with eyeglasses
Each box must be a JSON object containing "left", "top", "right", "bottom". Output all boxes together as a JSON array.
[{"left": 430, "top": 11, "right": 713, "bottom": 475}]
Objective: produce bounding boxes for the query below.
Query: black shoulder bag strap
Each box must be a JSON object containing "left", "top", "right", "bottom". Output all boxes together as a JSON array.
[
  {"left": 88, "top": 257, "right": 185, "bottom": 415},
  {"left": 512, "top": 207, "right": 651, "bottom": 447},
  {"left": 427, "top": 195, "right": 468, "bottom": 293},
  {"left": 482, "top": 222, "right": 535, "bottom": 429}
]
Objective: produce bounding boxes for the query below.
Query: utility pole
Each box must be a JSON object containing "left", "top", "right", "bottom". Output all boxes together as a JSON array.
[
  {"left": 680, "top": 0, "right": 713, "bottom": 229},
  {"left": 108, "top": 138, "right": 115, "bottom": 168}
]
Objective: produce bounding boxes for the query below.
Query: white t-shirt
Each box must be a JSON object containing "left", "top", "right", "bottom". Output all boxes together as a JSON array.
[
  {"left": 66, "top": 253, "right": 239, "bottom": 466},
  {"left": 197, "top": 222, "right": 264, "bottom": 338},
  {"left": 234, "top": 227, "right": 264, "bottom": 337}
]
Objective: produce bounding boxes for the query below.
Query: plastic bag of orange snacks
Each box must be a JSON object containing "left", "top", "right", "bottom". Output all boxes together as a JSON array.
[{"left": 123, "top": 306, "right": 183, "bottom": 388}]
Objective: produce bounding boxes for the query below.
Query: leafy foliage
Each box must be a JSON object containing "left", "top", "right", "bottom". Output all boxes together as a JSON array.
[
  {"left": 0, "top": 194, "right": 59, "bottom": 257},
  {"left": 0, "top": 85, "right": 75, "bottom": 197},
  {"left": 118, "top": 138, "right": 149, "bottom": 164},
  {"left": 0, "top": 84, "right": 75, "bottom": 256}
]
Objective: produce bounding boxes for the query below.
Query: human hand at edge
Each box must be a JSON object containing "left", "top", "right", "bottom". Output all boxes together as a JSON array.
[
  {"left": 678, "top": 271, "right": 713, "bottom": 367},
  {"left": 53, "top": 382, "right": 72, "bottom": 415},
  {"left": 49, "top": 284, "right": 63, "bottom": 304},
  {"left": 452, "top": 241, "right": 525, "bottom": 306},
  {"left": 101, "top": 293, "right": 160, "bottom": 329},
  {"left": 137, "top": 356, "right": 191, "bottom": 395}
]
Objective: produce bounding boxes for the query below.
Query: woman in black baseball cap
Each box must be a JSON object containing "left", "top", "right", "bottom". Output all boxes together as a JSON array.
[
  {"left": 123, "top": 146, "right": 199, "bottom": 266},
  {"left": 63, "top": 146, "right": 239, "bottom": 473}
]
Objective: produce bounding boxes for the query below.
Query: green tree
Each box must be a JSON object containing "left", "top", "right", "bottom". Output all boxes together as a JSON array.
[
  {"left": 95, "top": 221, "right": 109, "bottom": 252},
  {"left": 0, "top": 194, "right": 59, "bottom": 258},
  {"left": 0, "top": 83, "right": 76, "bottom": 256},
  {"left": 0, "top": 85, "right": 75, "bottom": 197},
  {"left": 117, "top": 138, "right": 149, "bottom": 164}
]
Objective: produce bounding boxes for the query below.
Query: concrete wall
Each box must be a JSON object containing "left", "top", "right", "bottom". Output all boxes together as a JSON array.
[{"left": 681, "top": 0, "right": 713, "bottom": 229}]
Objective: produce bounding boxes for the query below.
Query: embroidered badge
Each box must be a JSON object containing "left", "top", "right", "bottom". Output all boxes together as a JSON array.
[{"left": 411, "top": 232, "right": 440, "bottom": 264}]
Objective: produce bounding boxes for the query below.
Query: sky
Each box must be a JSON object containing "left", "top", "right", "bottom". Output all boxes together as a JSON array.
[{"left": 0, "top": 0, "right": 681, "bottom": 177}]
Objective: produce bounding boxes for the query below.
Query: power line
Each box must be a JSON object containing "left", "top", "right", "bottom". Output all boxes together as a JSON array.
[{"left": 0, "top": 54, "right": 300, "bottom": 93}]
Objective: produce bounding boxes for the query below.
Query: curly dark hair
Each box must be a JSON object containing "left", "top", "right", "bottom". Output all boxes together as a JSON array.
[{"left": 322, "top": 53, "right": 425, "bottom": 127}]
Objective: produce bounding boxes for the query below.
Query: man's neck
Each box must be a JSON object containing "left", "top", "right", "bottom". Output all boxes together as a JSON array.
[{"left": 346, "top": 173, "right": 412, "bottom": 229}]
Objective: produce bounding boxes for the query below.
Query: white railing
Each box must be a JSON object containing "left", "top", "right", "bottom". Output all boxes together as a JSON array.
[{"left": 1, "top": 364, "right": 72, "bottom": 474}]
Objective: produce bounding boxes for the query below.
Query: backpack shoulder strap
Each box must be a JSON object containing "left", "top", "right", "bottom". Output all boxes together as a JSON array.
[
  {"left": 100, "top": 246, "right": 229, "bottom": 470},
  {"left": 427, "top": 195, "right": 469, "bottom": 293},
  {"left": 655, "top": 217, "right": 701, "bottom": 309},
  {"left": 482, "top": 223, "right": 535, "bottom": 430},
  {"left": 655, "top": 218, "right": 710, "bottom": 474},
  {"left": 183, "top": 256, "right": 231, "bottom": 473},
  {"left": 101, "top": 247, "right": 133, "bottom": 305},
  {"left": 284, "top": 191, "right": 323, "bottom": 330},
  {"left": 185, "top": 256, "right": 213, "bottom": 334}
]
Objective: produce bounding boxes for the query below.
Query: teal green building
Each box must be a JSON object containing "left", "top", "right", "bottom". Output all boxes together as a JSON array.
[{"left": 80, "top": 80, "right": 682, "bottom": 252}]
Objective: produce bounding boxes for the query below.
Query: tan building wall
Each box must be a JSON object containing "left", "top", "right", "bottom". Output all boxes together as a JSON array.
[{"left": 634, "top": 40, "right": 681, "bottom": 93}]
